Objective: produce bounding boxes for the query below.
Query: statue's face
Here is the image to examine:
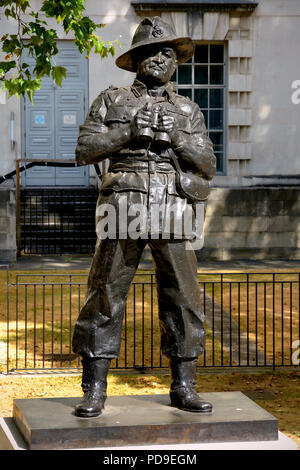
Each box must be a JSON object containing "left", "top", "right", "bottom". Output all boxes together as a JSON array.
[{"left": 136, "top": 45, "right": 177, "bottom": 85}]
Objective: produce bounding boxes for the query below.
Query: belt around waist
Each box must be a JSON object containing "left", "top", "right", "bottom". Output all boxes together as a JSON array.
[{"left": 109, "top": 162, "right": 175, "bottom": 173}]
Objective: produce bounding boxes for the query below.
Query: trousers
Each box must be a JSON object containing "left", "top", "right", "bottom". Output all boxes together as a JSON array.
[{"left": 72, "top": 237, "right": 206, "bottom": 359}]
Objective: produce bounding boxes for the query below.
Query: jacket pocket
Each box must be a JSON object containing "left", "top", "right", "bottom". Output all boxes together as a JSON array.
[
  {"left": 104, "top": 105, "right": 140, "bottom": 125},
  {"left": 163, "top": 103, "right": 191, "bottom": 134},
  {"left": 166, "top": 172, "right": 180, "bottom": 196}
]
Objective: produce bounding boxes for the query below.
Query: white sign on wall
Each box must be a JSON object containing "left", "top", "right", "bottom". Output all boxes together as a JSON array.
[{"left": 63, "top": 113, "right": 77, "bottom": 125}]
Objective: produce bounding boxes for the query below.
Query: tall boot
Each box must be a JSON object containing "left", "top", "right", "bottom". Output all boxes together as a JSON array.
[
  {"left": 74, "top": 357, "right": 110, "bottom": 418},
  {"left": 169, "top": 357, "right": 212, "bottom": 413}
]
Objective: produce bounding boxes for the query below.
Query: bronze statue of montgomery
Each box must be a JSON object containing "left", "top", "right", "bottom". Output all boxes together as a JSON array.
[{"left": 72, "top": 16, "right": 216, "bottom": 418}]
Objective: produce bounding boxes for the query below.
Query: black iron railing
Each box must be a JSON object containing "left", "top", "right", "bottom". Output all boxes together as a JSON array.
[
  {"left": 4, "top": 271, "right": 300, "bottom": 374},
  {"left": 20, "top": 188, "right": 98, "bottom": 254},
  {"left": 0, "top": 158, "right": 103, "bottom": 255}
]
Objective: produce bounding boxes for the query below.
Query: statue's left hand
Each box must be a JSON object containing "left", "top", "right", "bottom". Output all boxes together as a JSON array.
[{"left": 157, "top": 113, "right": 180, "bottom": 147}]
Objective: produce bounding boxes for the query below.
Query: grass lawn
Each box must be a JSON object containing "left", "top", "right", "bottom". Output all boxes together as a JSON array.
[
  {"left": 200, "top": 273, "right": 300, "bottom": 366},
  {"left": 1, "top": 269, "right": 300, "bottom": 449},
  {"left": 0, "top": 369, "right": 299, "bottom": 449},
  {"left": 1, "top": 269, "right": 233, "bottom": 372},
  {"left": 1, "top": 270, "right": 299, "bottom": 372}
]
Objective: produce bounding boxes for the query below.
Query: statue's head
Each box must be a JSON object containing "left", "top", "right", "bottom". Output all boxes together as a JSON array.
[
  {"left": 134, "top": 44, "right": 177, "bottom": 86},
  {"left": 116, "top": 17, "right": 194, "bottom": 84}
]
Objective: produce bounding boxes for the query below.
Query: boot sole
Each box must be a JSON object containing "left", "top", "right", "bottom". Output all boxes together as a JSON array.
[
  {"left": 170, "top": 402, "right": 213, "bottom": 413},
  {"left": 75, "top": 410, "right": 103, "bottom": 418}
]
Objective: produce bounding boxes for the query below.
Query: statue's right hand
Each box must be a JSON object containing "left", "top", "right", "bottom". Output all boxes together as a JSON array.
[{"left": 131, "top": 102, "right": 153, "bottom": 137}]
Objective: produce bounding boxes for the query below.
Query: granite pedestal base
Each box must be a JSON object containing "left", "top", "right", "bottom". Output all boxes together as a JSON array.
[{"left": 12, "top": 392, "right": 278, "bottom": 450}]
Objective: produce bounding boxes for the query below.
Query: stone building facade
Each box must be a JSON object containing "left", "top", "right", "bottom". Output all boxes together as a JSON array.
[{"left": 0, "top": 0, "right": 300, "bottom": 261}]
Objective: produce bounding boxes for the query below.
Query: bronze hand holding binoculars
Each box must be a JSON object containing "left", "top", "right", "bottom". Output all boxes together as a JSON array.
[{"left": 136, "top": 103, "right": 171, "bottom": 147}]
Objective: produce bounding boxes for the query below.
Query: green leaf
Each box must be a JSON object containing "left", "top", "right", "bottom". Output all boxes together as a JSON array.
[
  {"left": 27, "top": 88, "right": 34, "bottom": 104},
  {"left": 0, "top": 61, "right": 17, "bottom": 74},
  {"left": 109, "top": 45, "right": 115, "bottom": 57},
  {"left": 95, "top": 42, "right": 103, "bottom": 54},
  {"left": 51, "top": 65, "right": 67, "bottom": 87},
  {"left": 1, "top": 0, "right": 118, "bottom": 100}
]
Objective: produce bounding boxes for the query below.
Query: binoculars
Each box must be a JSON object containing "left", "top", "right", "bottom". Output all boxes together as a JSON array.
[{"left": 136, "top": 104, "right": 171, "bottom": 147}]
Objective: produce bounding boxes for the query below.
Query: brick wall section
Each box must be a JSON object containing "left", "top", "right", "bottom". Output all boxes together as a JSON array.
[
  {"left": 200, "top": 187, "right": 300, "bottom": 260},
  {"left": 0, "top": 188, "right": 16, "bottom": 262}
]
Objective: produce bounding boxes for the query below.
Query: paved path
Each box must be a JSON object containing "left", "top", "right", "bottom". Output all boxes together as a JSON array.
[
  {"left": 199, "top": 287, "right": 270, "bottom": 367},
  {"left": 2, "top": 254, "right": 300, "bottom": 272}
]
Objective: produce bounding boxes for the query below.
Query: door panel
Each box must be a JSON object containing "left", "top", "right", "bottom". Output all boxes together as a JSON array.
[
  {"left": 55, "top": 88, "right": 87, "bottom": 185},
  {"left": 24, "top": 89, "right": 56, "bottom": 185},
  {"left": 22, "top": 41, "right": 89, "bottom": 187}
]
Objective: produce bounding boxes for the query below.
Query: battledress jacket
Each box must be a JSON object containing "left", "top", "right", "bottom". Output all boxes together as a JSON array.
[{"left": 75, "top": 79, "right": 216, "bottom": 239}]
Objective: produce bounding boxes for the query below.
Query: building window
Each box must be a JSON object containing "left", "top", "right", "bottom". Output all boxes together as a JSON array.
[{"left": 172, "top": 43, "right": 226, "bottom": 173}]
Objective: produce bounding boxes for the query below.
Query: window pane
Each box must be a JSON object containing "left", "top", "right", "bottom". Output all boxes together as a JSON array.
[
  {"left": 172, "top": 42, "right": 226, "bottom": 173},
  {"left": 215, "top": 153, "right": 223, "bottom": 172},
  {"left": 202, "top": 109, "right": 208, "bottom": 127},
  {"left": 209, "top": 131, "right": 223, "bottom": 152},
  {"left": 195, "top": 65, "right": 208, "bottom": 84},
  {"left": 194, "top": 89, "right": 208, "bottom": 108},
  {"left": 210, "top": 88, "right": 223, "bottom": 108},
  {"left": 178, "top": 65, "right": 192, "bottom": 84},
  {"left": 178, "top": 88, "right": 192, "bottom": 99},
  {"left": 194, "top": 45, "right": 208, "bottom": 63},
  {"left": 210, "top": 65, "right": 223, "bottom": 85},
  {"left": 209, "top": 110, "right": 223, "bottom": 129},
  {"left": 210, "top": 45, "right": 223, "bottom": 63}
]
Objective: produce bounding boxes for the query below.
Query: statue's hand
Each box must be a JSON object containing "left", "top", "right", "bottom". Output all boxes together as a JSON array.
[
  {"left": 157, "top": 112, "right": 180, "bottom": 147},
  {"left": 131, "top": 102, "right": 153, "bottom": 138}
]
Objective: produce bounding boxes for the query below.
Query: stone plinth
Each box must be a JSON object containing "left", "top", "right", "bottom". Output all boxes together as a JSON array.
[{"left": 13, "top": 392, "right": 278, "bottom": 450}]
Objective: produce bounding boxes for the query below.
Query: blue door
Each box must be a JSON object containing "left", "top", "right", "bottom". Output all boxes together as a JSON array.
[{"left": 22, "top": 41, "right": 89, "bottom": 186}]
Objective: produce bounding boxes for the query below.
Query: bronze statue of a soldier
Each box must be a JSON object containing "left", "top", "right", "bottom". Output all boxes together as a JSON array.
[{"left": 72, "top": 16, "right": 216, "bottom": 418}]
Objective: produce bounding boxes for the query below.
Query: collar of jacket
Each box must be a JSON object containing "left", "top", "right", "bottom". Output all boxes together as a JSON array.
[{"left": 131, "top": 79, "right": 176, "bottom": 105}]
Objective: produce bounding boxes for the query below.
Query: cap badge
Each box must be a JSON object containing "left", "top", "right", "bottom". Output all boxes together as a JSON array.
[{"left": 152, "top": 25, "right": 163, "bottom": 37}]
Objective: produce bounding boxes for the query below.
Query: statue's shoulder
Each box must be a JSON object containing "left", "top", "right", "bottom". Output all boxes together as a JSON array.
[
  {"left": 87, "top": 85, "right": 133, "bottom": 121},
  {"left": 94, "top": 85, "right": 132, "bottom": 105}
]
